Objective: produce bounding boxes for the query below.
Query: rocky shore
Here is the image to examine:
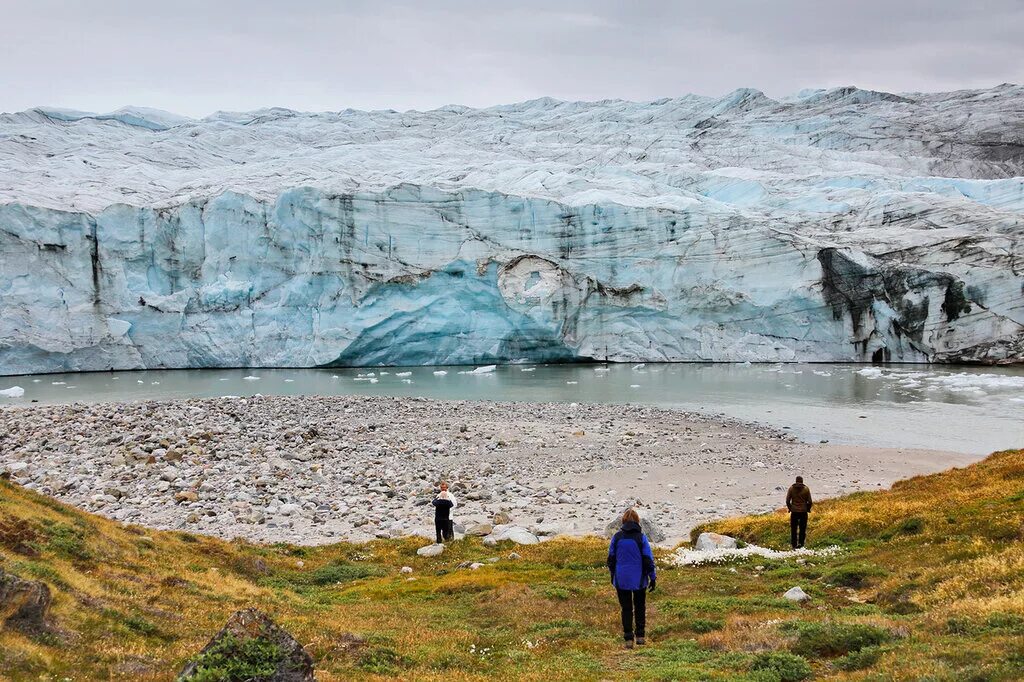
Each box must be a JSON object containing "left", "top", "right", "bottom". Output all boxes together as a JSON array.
[{"left": 0, "top": 395, "right": 976, "bottom": 545}]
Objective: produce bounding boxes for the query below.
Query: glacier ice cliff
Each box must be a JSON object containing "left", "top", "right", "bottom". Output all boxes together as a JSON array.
[{"left": 0, "top": 85, "right": 1022, "bottom": 374}]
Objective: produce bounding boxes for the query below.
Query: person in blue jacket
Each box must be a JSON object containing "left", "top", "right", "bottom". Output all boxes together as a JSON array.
[{"left": 607, "top": 508, "right": 657, "bottom": 648}]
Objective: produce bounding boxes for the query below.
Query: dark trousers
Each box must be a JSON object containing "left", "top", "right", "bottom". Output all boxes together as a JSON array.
[
  {"left": 790, "top": 512, "right": 808, "bottom": 549},
  {"left": 435, "top": 519, "right": 453, "bottom": 543},
  {"left": 616, "top": 588, "right": 646, "bottom": 640}
]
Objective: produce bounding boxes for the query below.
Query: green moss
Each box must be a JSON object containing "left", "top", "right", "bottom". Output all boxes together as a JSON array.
[
  {"left": 40, "top": 520, "right": 92, "bottom": 562},
  {"left": 180, "top": 633, "right": 284, "bottom": 681},
  {"left": 259, "top": 561, "right": 379, "bottom": 592}
]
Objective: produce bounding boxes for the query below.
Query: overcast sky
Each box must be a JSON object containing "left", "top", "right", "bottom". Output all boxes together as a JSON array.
[{"left": 2, "top": 0, "right": 1022, "bottom": 117}]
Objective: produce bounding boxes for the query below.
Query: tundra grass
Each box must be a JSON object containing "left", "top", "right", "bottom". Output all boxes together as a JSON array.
[{"left": 0, "top": 449, "right": 1021, "bottom": 680}]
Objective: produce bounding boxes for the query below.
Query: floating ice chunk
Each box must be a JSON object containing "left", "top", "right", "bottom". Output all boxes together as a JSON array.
[
  {"left": 137, "top": 380, "right": 144, "bottom": 384},
  {"left": 32, "top": 379, "right": 41, "bottom": 383},
  {"left": 471, "top": 365, "right": 496, "bottom": 374},
  {"left": 520, "top": 368, "right": 536, "bottom": 372},
  {"left": 284, "top": 379, "right": 294, "bottom": 383},
  {"left": 331, "top": 375, "right": 339, "bottom": 379},
  {"left": 0, "top": 386, "right": 25, "bottom": 398},
  {"left": 566, "top": 381, "right": 578, "bottom": 385},
  {"left": 151, "top": 381, "right": 159, "bottom": 385},
  {"left": 243, "top": 376, "right": 261, "bottom": 381},
  {"left": 812, "top": 370, "right": 832, "bottom": 376},
  {"left": 856, "top": 368, "right": 884, "bottom": 378},
  {"left": 401, "top": 379, "right": 413, "bottom": 384},
  {"left": 630, "top": 384, "right": 641, "bottom": 388},
  {"left": 219, "top": 378, "right": 229, "bottom": 381},
  {"left": 632, "top": 364, "right": 646, "bottom": 370},
  {"left": 433, "top": 370, "right": 448, "bottom": 376},
  {"left": 369, "top": 378, "right": 379, "bottom": 384},
  {"left": 52, "top": 381, "right": 66, "bottom": 385},
  {"left": 594, "top": 366, "right": 609, "bottom": 372},
  {"left": 396, "top": 371, "right": 412, "bottom": 377}
]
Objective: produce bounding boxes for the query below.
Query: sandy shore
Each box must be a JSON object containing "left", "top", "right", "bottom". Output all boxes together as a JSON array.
[{"left": 0, "top": 395, "right": 979, "bottom": 546}]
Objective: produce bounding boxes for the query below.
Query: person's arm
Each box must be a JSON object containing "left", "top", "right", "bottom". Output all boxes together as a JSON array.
[
  {"left": 607, "top": 537, "right": 617, "bottom": 584},
  {"left": 642, "top": 536, "right": 657, "bottom": 591},
  {"left": 806, "top": 488, "right": 812, "bottom": 513},
  {"left": 785, "top": 486, "right": 793, "bottom": 512},
  {"left": 431, "top": 498, "right": 439, "bottom": 508},
  {"left": 448, "top": 493, "right": 458, "bottom": 509}
]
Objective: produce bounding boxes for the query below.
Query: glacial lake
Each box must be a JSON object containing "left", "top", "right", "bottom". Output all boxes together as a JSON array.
[{"left": 2, "top": 363, "right": 1022, "bottom": 455}]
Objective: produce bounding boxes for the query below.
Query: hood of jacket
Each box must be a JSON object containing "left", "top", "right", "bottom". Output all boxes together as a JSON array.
[{"left": 620, "top": 521, "right": 643, "bottom": 534}]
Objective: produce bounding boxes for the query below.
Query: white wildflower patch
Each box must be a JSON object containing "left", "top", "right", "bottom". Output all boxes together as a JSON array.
[{"left": 665, "top": 543, "right": 842, "bottom": 567}]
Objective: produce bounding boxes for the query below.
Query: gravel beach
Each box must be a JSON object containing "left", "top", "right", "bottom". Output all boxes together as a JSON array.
[{"left": 0, "top": 395, "right": 979, "bottom": 546}]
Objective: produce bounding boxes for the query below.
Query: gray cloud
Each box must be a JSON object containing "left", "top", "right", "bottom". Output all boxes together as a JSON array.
[{"left": 1, "top": 0, "right": 1021, "bottom": 116}]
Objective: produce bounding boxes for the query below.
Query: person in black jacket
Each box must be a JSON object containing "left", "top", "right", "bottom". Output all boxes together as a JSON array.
[{"left": 431, "top": 484, "right": 456, "bottom": 543}]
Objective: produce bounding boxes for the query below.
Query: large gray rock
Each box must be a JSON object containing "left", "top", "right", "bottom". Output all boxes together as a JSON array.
[
  {"left": 178, "top": 608, "right": 314, "bottom": 681},
  {"left": 694, "top": 532, "right": 738, "bottom": 552},
  {"left": 416, "top": 543, "right": 445, "bottom": 557},
  {"left": 604, "top": 509, "right": 666, "bottom": 543},
  {"left": 487, "top": 525, "right": 540, "bottom": 545},
  {"left": 784, "top": 586, "right": 811, "bottom": 603},
  {"left": 464, "top": 523, "right": 493, "bottom": 537},
  {"left": 0, "top": 566, "right": 53, "bottom": 635}
]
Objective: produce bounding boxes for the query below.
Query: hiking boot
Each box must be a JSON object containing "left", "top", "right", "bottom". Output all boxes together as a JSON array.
[
  {"left": 624, "top": 639, "right": 634, "bottom": 650},
  {"left": 636, "top": 637, "right": 646, "bottom": 646}
]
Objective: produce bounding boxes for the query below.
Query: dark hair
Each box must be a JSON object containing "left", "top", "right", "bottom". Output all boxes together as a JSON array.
[
  {"left": 621, "top": 508, "right": 640, "bottom": 525},
  {"left": 795, "top": 476, "right": 803, "bottom": 483}
]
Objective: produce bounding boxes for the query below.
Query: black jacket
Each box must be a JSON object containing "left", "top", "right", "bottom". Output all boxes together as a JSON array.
[{"left": 432, "top": 497, "right": 454, "bottom": 521}]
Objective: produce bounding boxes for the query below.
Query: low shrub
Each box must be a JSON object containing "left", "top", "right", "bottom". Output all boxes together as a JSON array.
[
  {"left": 750, "top": 651, "right": 812, "bottom": 681},
  {"left": 823, "top": 562, "right": 887, "bottom": 588},
  {"left": 357, "top": 646, "right": 409, "bottom": 675},
  {"left": 834, "top": 645, "right": 882, "bottom": 671},
  {"left": 786, "top": 621, "right": 891, "bottom": 658}
]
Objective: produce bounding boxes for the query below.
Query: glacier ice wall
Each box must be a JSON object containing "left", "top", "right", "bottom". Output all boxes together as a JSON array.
[{"left": 1, "top": 85, "right": 1023, "bottom": 373}]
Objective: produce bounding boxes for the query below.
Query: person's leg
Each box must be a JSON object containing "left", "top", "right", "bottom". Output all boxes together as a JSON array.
[
  {"left": 446, "top": 519, "right": 455, "bottom": 540},
  {"left": 798, "top": 513, "right": 808, "bottom": 548},
  {"left": 435, "top": 519, "right": 444, "bottom": 544},
  {"left": 790, "top": 513, "right": 799, "bottom": 549},
  {"left": 634, "top": 588, "right": 647, "bottom": 640},
  {"left": 616, "top": 589, "right": 634, "bottom": 641}
]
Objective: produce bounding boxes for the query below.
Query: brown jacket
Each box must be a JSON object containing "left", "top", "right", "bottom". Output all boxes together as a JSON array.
[{"left": 786, "top": 483, "right": 812, "bottom": 513}]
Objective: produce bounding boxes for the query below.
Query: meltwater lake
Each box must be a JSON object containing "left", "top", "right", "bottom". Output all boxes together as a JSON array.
[{"left": 3, "top": 363, "right": 1022, "bottom": 456}]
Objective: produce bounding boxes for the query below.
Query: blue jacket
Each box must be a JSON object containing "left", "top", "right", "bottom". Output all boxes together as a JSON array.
[{"left": 607, "top": 522, "right": 656, "bottom": 591}]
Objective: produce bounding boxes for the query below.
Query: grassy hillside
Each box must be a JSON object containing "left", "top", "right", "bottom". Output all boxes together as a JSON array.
[{"left": 1, "top": 450, "right": 1021, "bottom": 681}]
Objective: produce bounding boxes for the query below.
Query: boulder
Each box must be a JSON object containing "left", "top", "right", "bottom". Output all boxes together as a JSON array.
[
  {"left": 783, "top": 586, "right": 811, "bottom": 603},
  {"left": 416, "top": 543, "right": 445, "bottom": 557},
  {"left": 604, "top": 509, "right": 666, "bottom": 543},
  {"left": 464, "top": 523, "right": 493, "bottom": 537},
  {"left": 488, "top": 525, "right": 539, "bottom": 545},
  {"left": 492, "top": 511, "right": 512, "bottom": 525},
  {"left": 0, "top": 566, "right": 54, "bottom": 635},
  {"left": 694, "top": 532, "right": 738, "bottom": 552},
  {"left": 178, "top": 608, "right": 314, "bottom": 681}
]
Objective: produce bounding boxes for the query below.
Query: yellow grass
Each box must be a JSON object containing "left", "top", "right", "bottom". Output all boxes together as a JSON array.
[{"left": 0, "top": 449, "right": 1021, "bottom": 680}]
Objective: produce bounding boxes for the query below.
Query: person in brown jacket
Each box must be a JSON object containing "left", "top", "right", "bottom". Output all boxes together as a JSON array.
[{"left": 786, "top": 476, "right": 812, "bottom": 549}]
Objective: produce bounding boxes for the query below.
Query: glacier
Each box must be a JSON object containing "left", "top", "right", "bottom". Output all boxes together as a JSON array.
[{"left": 0, "top": 85, "right": 1022, "bottom": 374}]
